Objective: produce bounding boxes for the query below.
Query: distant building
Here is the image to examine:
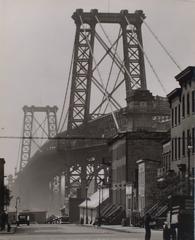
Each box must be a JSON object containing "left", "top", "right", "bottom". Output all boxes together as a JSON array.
[
  {"left": 167, "top": 66, "right": 195, "bottom": 176},
  {"left": 79, "top": 188, "right": 109, "bottom": 224},
  {"left": 137, "top": 159, "right": 160, "bottom": 216},
  {"left": 157, "top": 140, "right": 171, "bottom": 179},
  {"left": 109, "top": 130, "right": 167, "bottom": 221}
]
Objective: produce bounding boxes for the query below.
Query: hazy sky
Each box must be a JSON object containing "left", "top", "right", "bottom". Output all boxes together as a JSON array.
[{"left": 0, "top": 0, "right": 195, "bottom": 175}]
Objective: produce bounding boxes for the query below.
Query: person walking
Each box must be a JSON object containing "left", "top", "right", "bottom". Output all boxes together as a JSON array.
[
  {"left": 163, "top": 222, "right": 170, "bottom": 240},
  {"left": 144, "top": 213, "right": 152, "bottom": 240},
  {"left": 0, "top": 211, "right": 6, "bottom": 231}
]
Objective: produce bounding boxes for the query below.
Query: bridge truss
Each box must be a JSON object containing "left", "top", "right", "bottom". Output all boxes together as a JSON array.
[{"left": 67, "top": 9, "right": 147, "bottom": 131}]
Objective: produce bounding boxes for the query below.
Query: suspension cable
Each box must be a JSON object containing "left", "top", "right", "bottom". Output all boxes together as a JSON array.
[
  {"left": 98, "top": 27, "right": 122, "bottom": 115},
  {"left": 91, "top": 62, "right": 125, "bottom": 116},
  {"left": 77, "top": 58, "right": 121, "bottom": 110},
  {"left": 103, "top": 65, "right": 124, "bottom": 114},
  {"left": 57, "top": 45, "right": 75, "bottom": 133},
  {"left": 141, "top": 17, "right": 182, "bottom": 71},
  {"left": 95, "top": 31, "right": 136, "bottom": 86},
  {"left": 92, "top": 31, "right": 122, "bottom": 74},
  {"left": 124, "top": 16, "right": 167, "bottom": 95},
  {"left": 59, "top": 106, "right": 69, "bottom": 133},
  {"left": 95, "top": 15, "right": 138, "bottom": 91},
  {"left": 16, "top": 123, "right": 23, "bottom": 174},
  {"left": 79, "top": 16, "right": 120, "bottom": 132}
]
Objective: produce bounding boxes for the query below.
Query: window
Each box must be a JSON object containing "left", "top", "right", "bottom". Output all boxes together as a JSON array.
[
  {"left": 187, "top": 93, "right": 190, "bottom": 115},
  {"left": 182, "top": 95, "right": 185, "bottom": 118},
  {"left": 178, "top": 137, "right": 181, "bottom": 159},
  {"left": 182, "top": 131, "right": 185, "bottom": 156},
  {"left": 178, "top": 104, "right": 181, "bottom": 124},
  {"left": 175, "top": 107, "right": 177, "bottom": 126},
  {"left": 192, "top": 91, "right": 195, "bottom": 113}
]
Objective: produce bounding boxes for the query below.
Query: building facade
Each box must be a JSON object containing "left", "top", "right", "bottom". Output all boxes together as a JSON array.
[
  {"left": 110, "top": 131, "right": 168, "bottom": 220},
  {"left": 167, "top": 66, "right": 195, "bottom": 179},
  {"left": 137, "top": 159, "right": 160, "bottom": 216}
]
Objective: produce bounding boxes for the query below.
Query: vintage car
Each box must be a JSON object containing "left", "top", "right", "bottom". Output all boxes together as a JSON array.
[{"left": 17, "top": 214, "right": 30, "bottom": 226}]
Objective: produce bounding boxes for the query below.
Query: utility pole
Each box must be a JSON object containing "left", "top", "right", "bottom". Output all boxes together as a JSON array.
[
  {"left": 0, "top": 158, "right": 5, "bottom": 212},
  {"left": 98, "top": 185, "right": 101, "bottom": 226},
  {"left": 187, "top": 144, "right": 192, "bottom": 195},
  {"left": 187, "top": 133, "right": 192, "bottom": 195},
  {"left": 85, "top": 186, "right": 88, "bottom": 224}
]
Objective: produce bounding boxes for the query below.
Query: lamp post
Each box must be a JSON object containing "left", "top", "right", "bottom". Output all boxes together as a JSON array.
[
  {"left": 98, "top": 185, "right": 101, "bottom": 226},
  {"left": 0, "top": 158, "right": 5, "bottom": 212},
  {"left": 85, "top": 186, "right": 88, "bottom": 224},
  {"left": 119, "top": 184, "right": 122, "bottom": 205},
  {"left": 15, "top": 196, "right": 20, "bottom": 224},
  {"left": 187, "top": 144, "right": 192, "bottom": 196}
]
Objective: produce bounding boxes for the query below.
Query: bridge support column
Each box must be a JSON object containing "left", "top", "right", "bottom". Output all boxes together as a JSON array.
[{"left": 80, "top": 163, "right": 87, "bottom": 199}]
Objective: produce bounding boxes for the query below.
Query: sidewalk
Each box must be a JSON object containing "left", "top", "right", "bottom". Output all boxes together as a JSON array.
[
  {"left": 84, "top": 223, "right": 162, "bottom": 234},
  {"left": 0, "top": 226, "right": 17, "bottom": 234},
  {"left": 98, "top": 224, "right": 145, "bottom": 233}
]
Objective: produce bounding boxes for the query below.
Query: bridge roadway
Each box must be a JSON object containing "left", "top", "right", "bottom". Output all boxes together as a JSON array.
[{"left": 14, "top": 99, "right": 170, "bottom": 213}]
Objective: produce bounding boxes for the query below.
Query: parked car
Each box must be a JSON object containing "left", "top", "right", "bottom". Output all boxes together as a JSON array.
[
  {"left": 59, "top": 216, "right": 70, "bottom": 224},
  {"left": 17, "top": 214, "right": 30, "bottom": 226},
  {"left": 46, "top": 215, "right": 69, "bottom": 224}
]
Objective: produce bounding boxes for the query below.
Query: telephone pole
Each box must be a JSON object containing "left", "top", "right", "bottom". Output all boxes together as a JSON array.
[{"left": 0, "top": 158, "right": 5, "bottom": 212}]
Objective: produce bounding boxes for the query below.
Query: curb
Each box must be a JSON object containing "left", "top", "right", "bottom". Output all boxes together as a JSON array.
[{"left": 78, "top": 223, "right": 145, "bottom": 233}]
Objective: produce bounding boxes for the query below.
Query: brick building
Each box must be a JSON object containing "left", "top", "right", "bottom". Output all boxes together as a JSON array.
[
  {"left": 110, "top": 131, "right": 167, "bottom": 219},
  {"left": 167, "top": 66, "right": 195, "bottom": 181},
  {"left": 107, "top": 89, "right": 170, "bottom": 223},
  {"left": 137, "top": 159, "right": 160, "bottom": 215},
  {"left": 157, "top": 140, "right": 171, "bottom": 178}
]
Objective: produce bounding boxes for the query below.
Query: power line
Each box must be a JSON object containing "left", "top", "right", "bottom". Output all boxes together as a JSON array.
[{"left": 0, "top": 135, "right": 192, "bottom": 141}]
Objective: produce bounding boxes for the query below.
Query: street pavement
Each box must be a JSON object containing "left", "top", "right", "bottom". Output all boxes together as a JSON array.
[{"left": 0, "top": 223, "right": 163, "bottom": 240}]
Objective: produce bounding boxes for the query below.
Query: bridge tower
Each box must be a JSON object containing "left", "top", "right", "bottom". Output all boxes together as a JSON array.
[
  {"left": 60, "top": 9, "right": 148, "bottom": 205},
  {"left": 67, "top": 9, "right": 147, "bottom": 131},
  {"left": 19, "top": 106, "right": 58, "bottom": 172}
]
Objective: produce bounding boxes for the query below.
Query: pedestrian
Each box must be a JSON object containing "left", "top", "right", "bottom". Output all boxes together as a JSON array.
[
  {"left": 163, "top": 222, "right": 170, "bottom": 240},
  {"left": 0, "top": 211, "right": 6, "bottom": 231},
  {"left": 0, "top": 211, "right": 2, "bottom": 231},
  {"left": 144, "top": 213, "right": 152, "bottom": 240}
]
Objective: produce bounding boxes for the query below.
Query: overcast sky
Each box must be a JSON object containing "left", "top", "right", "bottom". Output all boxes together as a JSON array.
[{"left": 0, "top": 0, "right": 195, "bottom": 176}]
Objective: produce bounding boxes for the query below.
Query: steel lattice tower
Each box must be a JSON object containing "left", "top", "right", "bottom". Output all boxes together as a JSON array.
[
  {"left": 67, "top": 9, "right": 146, "bottom": 131},
  {"left": 19, "top": 106, "right": 58, "bottom": 172}
]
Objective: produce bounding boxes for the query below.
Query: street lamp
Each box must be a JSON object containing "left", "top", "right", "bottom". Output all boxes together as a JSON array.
[
  {"left": 15, "top": 196, "right": 20, "bottom": 224},
  {"left": 0, "top": 158, "right": 5, "bottom": 212},
  {"left": 85, "top": 186, "right": 88, "bottom": 224},
  {"left": 187, "top": 144, "right": 192, "bottom": 195},
  {"left": 98, "top": 185, "right": 101, "bottom": 226}
]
